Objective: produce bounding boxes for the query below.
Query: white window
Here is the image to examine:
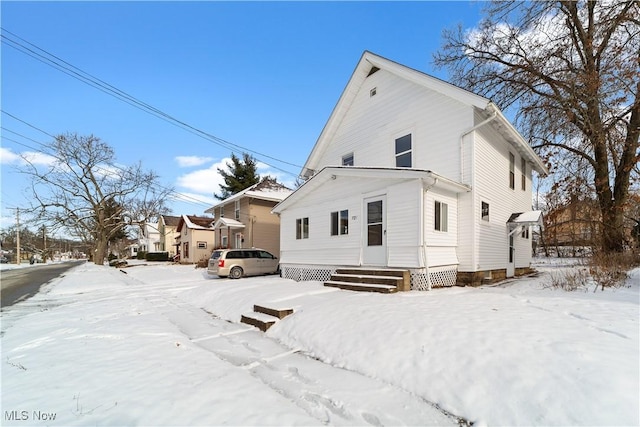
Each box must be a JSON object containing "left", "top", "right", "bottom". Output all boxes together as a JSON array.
[
  {"left": 521, "top": 157, "right": 526, "bottom": 191},
  {"left": 395, "top": 134, "right": 412, "bottom": 168},
  {"left": 296, "top": 218, "right": 309, "bottom": 239},
  {"left": 509, "top": 153, "right": 515, "bottom": 189},
  {"left": 435, "top": 201, "right": 448, "bottom": 232},
  {"left": 197, "top": 241, "right": 207, "bottom": 249},
  {"left": 235, "top": 200, "right": 240, "bottom": 220},
  {"left": 331, "top": 210, "right": 349, "bottom": 235},
  {"left": 482, "top": 201, "right": 490, "bottom": 222}
]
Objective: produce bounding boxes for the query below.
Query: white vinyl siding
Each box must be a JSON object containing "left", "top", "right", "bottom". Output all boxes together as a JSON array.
[
  {"left": 314, "top": 69, "right": 473, "bottom": 179},
  {"left": 470, "top": 120, "right": 535, "bottom": 271}
]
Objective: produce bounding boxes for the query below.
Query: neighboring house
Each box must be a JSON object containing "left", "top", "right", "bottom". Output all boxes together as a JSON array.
[
  {"left": 175, "top": 215, "right": 215, "bottom": 264},
  {"left": 205, "top": 178, "right": 292, "bottom": 257},
  {"left": 272, "top": 51, "right": 548, "bottom": 289},
  {"left": 544, "top": 197, "right": 600, "bottom": 248},
  {"left": 158, "top": 215, "right": 181, "bottom": 257},
  {"left": 138, "top": 222, "right": 161, "bottom": 253}
]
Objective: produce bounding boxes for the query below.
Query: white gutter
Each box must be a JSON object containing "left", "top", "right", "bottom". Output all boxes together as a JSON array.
[{"left": 459, "top": 105, "right": 498, "bottom": 183}]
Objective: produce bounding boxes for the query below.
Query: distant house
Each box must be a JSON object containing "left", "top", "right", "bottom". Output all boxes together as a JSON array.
[
  {"left": 205, "top": 178, "right": 292, "bottom": 257},
  {"left": 175, "top": 215, "right": 215, "bottom": 264},
  {"left": 138, "top": 222, "right": 160, "bottom": 253},
  {"left": 272, "top": 51, "right": 548, "bottom": 289},
  {"left": 158, "top": 215, "right": 181, "bottom": 257},
  {"left": 544, "top": 197, "right": 600, "bottom": 248}
]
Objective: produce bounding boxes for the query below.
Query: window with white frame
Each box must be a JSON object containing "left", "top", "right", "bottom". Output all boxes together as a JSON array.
[
  {"left": 395, "top": 134, "right": 412, "bottom": 168},
  {"left": 435, "top": 201, "right": 448, "bottom": 232},
  {"left": 481, "top": 201, "right": 490, "bottom": 221},
  {"left": 521, "top": 157, "right": 526, "bottom": 191},
  {"left": 521, "top": 227, "right": 530, "bottom": 239},
  {"left": 197, "top": 241, "right": 207, "bottom": 249},
  {"left": 342, "top": 153, "right": 354, "bottom": 166},
  {"left": 331, "top": 210, "right": 349, "bottom": 236},
  {"left": 509, "top": 152, "right": 515, "bottom": 189},
  {"left": 235, "top": 200, "right": 240, "bottom": 220},
  {"left": 296, "top": 217, "right": 309, "bottom": 239}
]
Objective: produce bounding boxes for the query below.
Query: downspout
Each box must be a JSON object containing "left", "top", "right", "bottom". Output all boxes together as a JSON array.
[
  {"left": 459, "top": 106, "right": 498, "bottom": 184},
  {"left": 459, "top": 105, "right": 498, "bottom": 274},
  {"left": 421, "top": 177, "right": 439, "bottom": 291}
]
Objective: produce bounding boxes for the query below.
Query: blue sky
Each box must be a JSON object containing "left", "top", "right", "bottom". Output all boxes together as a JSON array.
[{"left": 1, "top": 1, "right": 484, "bottom": 229}]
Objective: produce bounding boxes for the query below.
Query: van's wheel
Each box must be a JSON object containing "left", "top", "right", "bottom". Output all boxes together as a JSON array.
[{"left": 229, "top": 266, "right": 243, "bottom": 279}]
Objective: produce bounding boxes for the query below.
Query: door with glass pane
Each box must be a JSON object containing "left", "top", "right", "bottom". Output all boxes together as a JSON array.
[{"left": 363, "top": 196, "right": 386, "bottom": 266}]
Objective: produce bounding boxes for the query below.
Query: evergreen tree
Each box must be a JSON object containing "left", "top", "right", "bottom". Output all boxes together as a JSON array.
[{"left": 215, "top": 153, "right": 261, "bottom": 200}]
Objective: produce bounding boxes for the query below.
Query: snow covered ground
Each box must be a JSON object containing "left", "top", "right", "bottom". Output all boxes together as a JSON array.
[{"left": 1, "top": 258, "right": 638, "bottom": 426}]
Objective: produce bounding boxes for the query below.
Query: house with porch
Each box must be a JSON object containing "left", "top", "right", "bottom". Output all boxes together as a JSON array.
[
  {"left": 205, "top": 178, "right": 292, "bottom": 257},
  {"left": 175, "top": 215, "right": 215, "bottom": 264},
  {"left": 272, "top": 51, "right": 548, "bottom": 290}
]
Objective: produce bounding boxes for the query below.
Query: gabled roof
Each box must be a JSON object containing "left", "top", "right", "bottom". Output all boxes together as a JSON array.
[
  {"left": 272, "top": 166, "right": 470, "bottom": 214},
  {"left": 214, "top": 217, "right": 245, "bottom": 229},
  {"left": 205, "top": 179, "right": 293, "bottom": 215},
  {"left": 176, "top": 214, "right": 214, "bottom": 232},
  {"left": 302, "top": 51, "right": 547, "bottom": 177},
  {"left": 161, "top": 215, "right": 181, "bottom": 227}
]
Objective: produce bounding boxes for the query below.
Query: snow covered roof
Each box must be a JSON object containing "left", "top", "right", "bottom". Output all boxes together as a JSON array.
[
  {"left": 507, "top": 211, "right": 544, "bottom": 233},
  {"left": 214, "top": 218, "right": 245, "bottom": 229},
  {"left": 205, "top": 179, "right": 293, "bottom": 214},
  {"left": 176, "top": 214, "right": 214, "bottom": 232}
]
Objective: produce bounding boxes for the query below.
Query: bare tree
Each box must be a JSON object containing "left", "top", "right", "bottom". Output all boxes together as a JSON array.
[
  {"left": 20, "top": 133, "right": 172, "bottom": 264},
  {"left": 435, "top": 0, "right": 639, "bottom": 252}
]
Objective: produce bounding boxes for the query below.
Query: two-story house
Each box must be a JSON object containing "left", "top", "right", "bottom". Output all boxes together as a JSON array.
[
  {"left": 205, "top": 178, "right": 292, "bottom": 257},
  {"left": 158, "top": 215, "right": 181, "bottom": 258},
  {"left": 175, "top": 215, "right": 215, "bottom": 264},
  {"left": 272, "top": 51, "right": 548, "bottom": 289},
  {"left": 138, "top": 222, "right": 160, "bottom": 253}
]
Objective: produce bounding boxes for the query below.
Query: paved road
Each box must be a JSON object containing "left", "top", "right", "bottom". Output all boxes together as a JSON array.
[{"left": 0, "top": 261, "right": 85, "bottom": 308}]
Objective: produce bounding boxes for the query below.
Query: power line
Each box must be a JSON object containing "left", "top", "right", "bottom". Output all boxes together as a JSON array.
[
  {"left": 0, "top": 27, "right": 304, "bottom": 178},
  {"left": 1, "top": 116, "right": 214, "bottom": 209}
]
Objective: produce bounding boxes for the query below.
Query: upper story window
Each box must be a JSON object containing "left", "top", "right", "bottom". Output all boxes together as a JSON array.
[
  {"left": 218, "top": 206, "right": 224, "bottom": 218},
  {"left": 435, "top": 200, "right": 448, "bottom": 232},
  {"left": 235, "top": 200, "right": 240, "bottom": 220},
  {"left": 521, "top": 157, "right": 526, "bottom": 191},
  {"left": 481, "top": 201, "right": 490, "bottom": 221},
  {"left": 342, "top": 153, "right": 354, "bottom": 166},
  {"left": 395, "top": 134, "right": 412, "bottom": 168},
  {"left": 509, "top": 152, "right": 515, "bottom": 189}
]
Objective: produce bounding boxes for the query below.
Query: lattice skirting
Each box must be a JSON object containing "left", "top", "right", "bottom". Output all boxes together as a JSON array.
[
  {"left": 281, "top": 264, "right": 458, "bottom": 291},
  {"left": 281, "top": 265, "right": 335, "bottom": 282},
  {"left": 411, "top": 265, "right": 458, "bottom": 290}
]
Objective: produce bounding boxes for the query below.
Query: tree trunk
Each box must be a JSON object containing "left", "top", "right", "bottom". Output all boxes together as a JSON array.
[{"left": 94, "top": 238, "right": 108, "bottom": 265}]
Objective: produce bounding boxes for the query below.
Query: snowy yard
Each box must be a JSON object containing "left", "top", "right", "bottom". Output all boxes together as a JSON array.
[{"left": 1, "top": 258, "right": 638, "bottom": 426}]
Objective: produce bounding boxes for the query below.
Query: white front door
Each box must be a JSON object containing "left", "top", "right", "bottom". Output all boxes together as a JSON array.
[
  {"left": 507, "top": 235, "right": 515, "bottom": 277},
  {"left": 363, "top": 196, "right": 386, "bottom": 266}
]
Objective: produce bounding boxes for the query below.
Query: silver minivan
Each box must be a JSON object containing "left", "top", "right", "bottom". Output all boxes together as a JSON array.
[{"left": 207, "top": 248, "right": 279, "bottom": 279}]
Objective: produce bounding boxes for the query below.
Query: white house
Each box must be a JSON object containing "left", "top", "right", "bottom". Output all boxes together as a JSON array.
[
  {"left": 138, "top": 222, "right": 161, "bottom": 253},
  {"left": 272, "top": 51, "right": 548, "bottom": 289}
]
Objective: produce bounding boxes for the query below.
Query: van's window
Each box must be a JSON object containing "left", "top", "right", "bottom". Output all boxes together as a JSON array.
[
  {"left": 258, "top": 250, "right": 274, "bottom": 259},
  {"left": 210, "top": 251, "right": 222, "bottom": 260},
  {"left": 226, "top": 251, "right": 241, "bottom": 259}
]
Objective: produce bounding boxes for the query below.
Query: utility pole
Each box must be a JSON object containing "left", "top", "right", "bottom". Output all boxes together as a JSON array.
[{"left": 15, "top": 208, "right": 20, "bottom": 264}]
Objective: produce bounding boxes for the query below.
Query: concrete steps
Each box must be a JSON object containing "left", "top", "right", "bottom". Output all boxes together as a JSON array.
[
  {"left": 324, "top": 268, "right": 410, "bottom": 293},
  {"left": 240, "top": 304, "right": 294, "bottom": 332}
]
